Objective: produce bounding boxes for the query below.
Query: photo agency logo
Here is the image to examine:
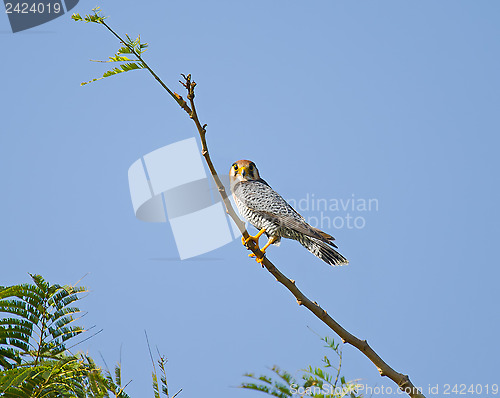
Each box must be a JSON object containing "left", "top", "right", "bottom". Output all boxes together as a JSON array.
[
  {"left": 286, "top": 193, "right": 379, "bottom": 230},
  {"left": 4, "top": 0, "right": 79, "bottom": 32},
  {"left": 128, "top": 138, "right": 241, "bottom": 260}
]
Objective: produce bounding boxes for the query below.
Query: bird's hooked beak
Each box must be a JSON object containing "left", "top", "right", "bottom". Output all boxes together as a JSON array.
[{"left": 237, "top": 165, "right": 252, "bottom": 181}]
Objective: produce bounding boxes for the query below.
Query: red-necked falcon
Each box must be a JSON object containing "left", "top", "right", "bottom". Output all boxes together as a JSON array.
[{"left": 230, "top": 160, "right": 348, "bottom": 266}]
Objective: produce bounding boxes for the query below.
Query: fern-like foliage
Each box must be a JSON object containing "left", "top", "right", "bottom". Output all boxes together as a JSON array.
[
  {"left": 70, "top": 6, "right": 107, "bottom": 24},
  {"left": 84, "top": 355, "right": 131, "bottom": 398},
  {"left": 240, "top": 336, "right": 362, "bottom": 398},
  {"left": 0, "top": 274, "right": 86, "bottom": 369},
  {"left": 147, "top": 333, "right": 181, "bottom": 398},
  {"left": 0, "top": 354, "right": 133, "bottom": 398},
  {"left": 0, "top": 274, "right": 182, "bottom": 397},
  {"left": 242, "top": 366, "right": 295, "bottom": 398},
  {"left": 0, "top": 275, "right": 133, "bottom": 397},
  {"left": 0, "top": 355, "right": 86, "bottom": 397}
]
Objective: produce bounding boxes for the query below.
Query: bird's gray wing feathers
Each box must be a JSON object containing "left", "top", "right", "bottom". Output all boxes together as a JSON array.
[
  {"left": 258, "top": 211, "right": 337, "bottom": 247},
  {"left": 234, "top": 181, "right": 336, "bottom": 245}
]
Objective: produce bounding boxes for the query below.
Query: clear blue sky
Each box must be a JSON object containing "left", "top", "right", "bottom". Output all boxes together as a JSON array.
[{"left": 1, "top": 1, "right": 499, "bottom": 397}]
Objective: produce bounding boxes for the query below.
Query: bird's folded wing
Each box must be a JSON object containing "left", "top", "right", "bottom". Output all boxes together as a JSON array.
[
  {"left": 257, "top": 211, "right": 337, "bottom": 247},
  {"left": 235, "top": 181, "right": 337, "bottom": 246}
]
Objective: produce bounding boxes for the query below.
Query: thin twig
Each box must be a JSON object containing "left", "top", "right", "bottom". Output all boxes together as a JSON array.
[
  {"left": 101, "top": 21, "right": 192, "bottom": 114},
  {"left": 144, "top": 330, "right": 156, "bottom": 370},
  {"left": 171, "top": 388, "right": 182, "bottom": 398}
]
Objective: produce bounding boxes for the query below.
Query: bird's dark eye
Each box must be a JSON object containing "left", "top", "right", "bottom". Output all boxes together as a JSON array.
[
  {"left": 249, "top": 164, "right": 254, "bottom": 171},
  {"left": 233, "top": 164, "right": 238, "bottom": 171}
]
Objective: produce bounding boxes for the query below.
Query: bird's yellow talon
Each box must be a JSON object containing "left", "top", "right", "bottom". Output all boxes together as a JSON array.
[
  {"left": 246, "top": 235, "right": 278, "bottom": 263},
  {"left": 241, "top": 236, "right": 249, "bottom": 245},
  {"left": 243, "top": 236, "right": 258, "bottom": 245},
  {"left": 250, "top": 251, "right": 265, "bottom": 263},
  {"left": 242, "top": 228, "right": 266, "bottom": 247}
]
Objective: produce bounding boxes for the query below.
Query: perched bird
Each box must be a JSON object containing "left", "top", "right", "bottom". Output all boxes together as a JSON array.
[{"left": 230, "top": 160, "right": 348, "bottom": 266}]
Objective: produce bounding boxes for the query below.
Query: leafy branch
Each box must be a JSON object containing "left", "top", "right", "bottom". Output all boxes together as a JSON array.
[
  {"left": 73, "top": 8, "right": 426, "bottom": 398},
  {"left": 241, "top": 335, "right": 361, "bottom": 398},
  {"left": 0, "top": 275, "right": 180, "bottom": 397},
  {"left": 0, "top": 274, "right": 116, "bottom": 397},
  {"left": 72, "top": 7, "right": 191, "bottom": 113},
  {"left": 0, "top": 273, "right": 87, "bottom": 369},
  {"left": 145, "top": 331, "right": 182, "bottom": 398}
]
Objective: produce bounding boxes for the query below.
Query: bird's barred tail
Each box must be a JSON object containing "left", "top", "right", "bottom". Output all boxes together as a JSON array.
[{"left": 301, "top": 237, "right": 349, "bottom": 266}]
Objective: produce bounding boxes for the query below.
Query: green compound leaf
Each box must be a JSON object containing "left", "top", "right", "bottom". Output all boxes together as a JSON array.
[
  {"left": 81, "top": 62, "right": 146, "bottom": 86},
  {"left": 71, "top": 6, "right": 107, "bottom": 24}
]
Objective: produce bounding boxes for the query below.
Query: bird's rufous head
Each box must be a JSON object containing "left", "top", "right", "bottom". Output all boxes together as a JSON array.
[{"left": 230, "top": 160, "right": 260, "bottom": 186}]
